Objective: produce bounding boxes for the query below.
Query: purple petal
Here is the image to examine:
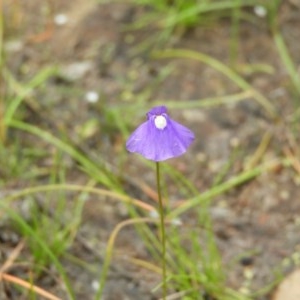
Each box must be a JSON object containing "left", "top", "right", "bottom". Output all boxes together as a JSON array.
[
  {"left": 126, "top": 115, "right": 195, "bottom": 162},
  {"left": 147, "top": 106, "right": 167, "bottom": 118}
]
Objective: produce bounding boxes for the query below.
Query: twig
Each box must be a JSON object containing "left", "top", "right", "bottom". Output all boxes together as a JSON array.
[
  {"left": 0, "top": 273, "right": 62, "bottom": 300},
  {"left": 0, "top": 240, "right": 25, "bottom": 274}
]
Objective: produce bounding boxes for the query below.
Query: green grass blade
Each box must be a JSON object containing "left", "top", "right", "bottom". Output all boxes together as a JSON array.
[
  {"left": 153, "top": 48, "right": 278, "bottom": 120},
  {"left": 273, "top": 29, "right": 300, "bottom": 95},
  {"left": 163, "top": 0, "right": 261, "bottom": 28},
  {"left": 4, "top": 67, "right": 57, "bottom": 124},
  {"left": 0, "top": 203, "right": 75, "bottom": 300},
  {"left": 8, "top": 119, "right": 120, "bottom": 190},
  {"left": 168, "top": 159, "right": 284, "bottom": 218}
]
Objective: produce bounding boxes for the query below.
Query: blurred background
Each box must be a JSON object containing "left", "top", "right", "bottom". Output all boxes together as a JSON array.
[{"left": 1, "top": 1, "right": 300, "bottom": 299}]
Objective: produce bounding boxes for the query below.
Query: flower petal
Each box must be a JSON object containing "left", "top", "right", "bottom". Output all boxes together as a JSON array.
[
  {"left": 126, "top": 116, "right": 195, "bottom": 162},
  {"left": 168, "top": 119, "right": 195, "bottom": 151},
  {"left": 126, "top": 121, "right": 153, "bottom": 157},
  {"left": 147, "top": 106, "right": 167, "bottom": 118}
]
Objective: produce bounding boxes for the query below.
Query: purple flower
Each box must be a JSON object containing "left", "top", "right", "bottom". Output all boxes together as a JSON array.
[{"left": 126, "top": 106, "right": 195, "bottom": 161}]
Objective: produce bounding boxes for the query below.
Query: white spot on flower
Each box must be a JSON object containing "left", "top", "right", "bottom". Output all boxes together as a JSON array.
[{"left": 154, "top": 115, "right": 167, "bottom": 130}]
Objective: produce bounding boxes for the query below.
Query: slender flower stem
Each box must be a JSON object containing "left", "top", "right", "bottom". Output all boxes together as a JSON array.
[{"left": 156, "top": 162, "right": 167, "bottom": 299}]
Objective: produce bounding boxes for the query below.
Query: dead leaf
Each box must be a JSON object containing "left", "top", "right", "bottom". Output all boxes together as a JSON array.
[{"left": 273, "top": 269, "right": 300, "bottom": 300}]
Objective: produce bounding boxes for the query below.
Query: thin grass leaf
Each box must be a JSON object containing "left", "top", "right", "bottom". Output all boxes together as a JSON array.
[
  {"left": 168, "top": 158, "right": 285, "bottom": 218},
  {"left": 163, "top": 0, "right": 259, "bottom": 28},
  {"left": 153, "top": 49, "right": 278, "bottom": 120},
  {"left": 4, "top": 67, "right": 57, "bottom": 124},
  {"left": 0, "top": 203, "right": 75, "bottom": 300},
  {"left": 272, "top": 29, "right": 300, "bottom": 95},
  {"left": 8, "top": 119, "right": 120, "bottom": 190}
]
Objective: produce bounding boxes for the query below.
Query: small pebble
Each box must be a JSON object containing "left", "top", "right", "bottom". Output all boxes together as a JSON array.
[
  {"left": 149, "top": 210, "right": 158, "bottom": 219},
  {"left": 54, "top": 14, "right": 69, "bottom": 26},
  {"left": 240, "top": 256, "right": 254, "bottom": 267},
  {"left": 253, "top": 5, "right": 267, "bottom": 18},
  {"left": 85, "top": 91, "right": 99, "bottom": 103},
  {"left": 171, "top": 218, "right": 182, "bottom": 226},
  {"left": 61, "top": 61, "right": 93, "bottom": 81},
  {"left": 4, "top": 40, "right": 23, "bottom": 52},
  {"left": 230, "top": 137, "right": 240, "bottom": 148},
  {"left": 91, "top": 280, "right": 100, "bottom": 291}
]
